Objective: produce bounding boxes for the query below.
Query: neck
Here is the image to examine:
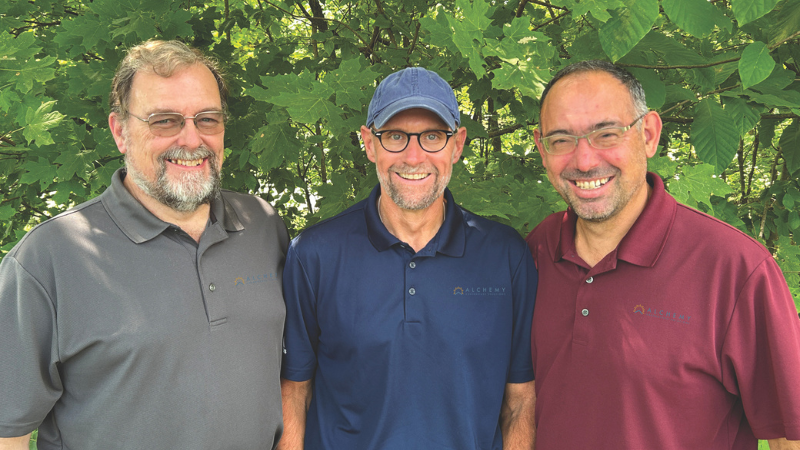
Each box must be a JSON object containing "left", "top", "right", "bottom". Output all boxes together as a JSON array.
[
  {"left": 378, "top": 194, "right": 446, "bottom": 253},
  {"left": 574, "top": 183, "right": 652, "bottom": 268},
  {"left": 123, "top": 176, "right": 210, "bottom": 242}
]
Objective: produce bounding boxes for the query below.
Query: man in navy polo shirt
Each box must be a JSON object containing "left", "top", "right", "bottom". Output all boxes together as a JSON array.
[
  {"left": 526, "top": 60, "right": 800, "bottom": 449},
  {"left": 279, "top": 67, "right": 537, "bottom": 450}
]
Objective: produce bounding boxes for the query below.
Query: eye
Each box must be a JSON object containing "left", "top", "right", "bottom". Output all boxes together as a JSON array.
[
  {"left": 384, "top": 131, "right": 406, "bottom": 141},
  {"left": 422, "top": 131, "right": 444, "bottom": 142},
  {"left": 149, "top": 115, "right": 180, "bottom": 128},
  {"left": 549, "top": 135, "right": 571, "bottom": 145}
]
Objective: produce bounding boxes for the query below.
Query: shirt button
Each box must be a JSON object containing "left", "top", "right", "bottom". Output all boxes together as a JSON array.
[
  {"left": 409, "top": 288, "right": 416, "bottom": 295},
  {"left": 209, "top": 283, "right": 216, "bottom": 292},
  {"left": 586, "top": 277, "right": 594, "bottom": 284},
  {"left": 581, "top": 308, "right": 589, "bottom": 316},
  {"left": 409, "top": 262, "right": 416, "bottom": 269}
]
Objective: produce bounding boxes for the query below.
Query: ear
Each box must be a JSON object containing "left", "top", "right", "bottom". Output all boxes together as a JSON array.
[
  {"left": 451, "top": 127, "right": 467, "bottom": 163},
  {"left": 641, "top": 111, "right": 662, "bottom": 158},
  {"left": 533, "top": 128, "right": 548, "bottom": 169},
  {"left": 109, "top": 113, "right": 127, "bottom": 154},
  {"left": 361, "top": 125, "right": 377, "bottom": 163}
]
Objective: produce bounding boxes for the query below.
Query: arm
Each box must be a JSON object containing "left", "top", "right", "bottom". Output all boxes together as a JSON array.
[
  {"left": 769, "top": 438, "right": 800, "bottom": 450},
  {"left": 500, "top": 380, "right": 536, "bottom": 450},
  {"left": 276, "top": 378, "right": 312, "bottom": 450},
  {"left": 0, "top": 433, "right": 31, "bottom": 450}
]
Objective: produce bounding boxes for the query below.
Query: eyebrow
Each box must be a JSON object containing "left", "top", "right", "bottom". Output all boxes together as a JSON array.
[{"left": 543, "top": 120, "right": 622, "bottom": 137}]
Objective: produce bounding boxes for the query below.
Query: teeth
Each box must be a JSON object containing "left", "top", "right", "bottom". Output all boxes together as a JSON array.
[
  {"left": 397, "top": 172, "right": 428, "bottom": 180},
  {"left": 575, "top": 177, "right": 609, "bottom": 190},
  {"left": 170, "top": 159, "right": 203, "bottom": 167}
]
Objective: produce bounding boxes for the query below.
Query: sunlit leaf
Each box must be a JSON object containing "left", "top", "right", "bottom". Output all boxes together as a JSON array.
[
  {"left": 662, "top": 0, "right": 731, "bottom": 37},
  {"left": 739, "top": 42, "right": 775, "bottom": 90},
  {"left": 731, "top": 0, "right": 780, "bottom": 26},
  {"left": 691, "top": 98, "right": 739, "bottom": 173},
  {"left": 598, "top": 0, "right": 659, "bottom": 62}
]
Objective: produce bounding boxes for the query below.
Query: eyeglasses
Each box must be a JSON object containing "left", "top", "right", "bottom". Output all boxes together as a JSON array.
[
  {"left": 371, "top": 129, "right": 454, "bottom": 153},
  {"left": 128, "top": 111, "right": 226, "bottom": 137},
  {"left": 540, "top": 113, "right": 647, "bottom": 155}
]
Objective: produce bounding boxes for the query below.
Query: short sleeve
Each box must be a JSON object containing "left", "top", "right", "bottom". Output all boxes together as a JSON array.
[
  {"left": 0, "top": 256, "right": 62, "bottom": 437},
  {"left": 280, "top": 244, "right": 320, "bottom": 382},
  {"left": 507, "top": 242, "right": 537, "bottom": 383},
  {"left": 721, "top": 257, "right": 800, "bottom": 440}
]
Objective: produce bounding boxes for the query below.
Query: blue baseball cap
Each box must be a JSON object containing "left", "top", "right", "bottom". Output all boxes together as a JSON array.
[{"left": 366, "top": 67, "right": 460, "bottom": 130}]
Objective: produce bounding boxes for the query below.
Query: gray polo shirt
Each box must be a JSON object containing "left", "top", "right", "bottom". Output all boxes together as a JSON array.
[{"left": 0, "top": 169, "right": 288, "bottom": 450}]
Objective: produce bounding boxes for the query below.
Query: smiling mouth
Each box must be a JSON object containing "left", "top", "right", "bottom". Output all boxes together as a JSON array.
[
  {"left": 168, "top": 158, "right": 205, "bottom": 167},
  {"left": 574, "top": 177, "right": 610, "bottom": 190},
  {"left": 397, "top": 172, "right": 429, "bottom": 180}
]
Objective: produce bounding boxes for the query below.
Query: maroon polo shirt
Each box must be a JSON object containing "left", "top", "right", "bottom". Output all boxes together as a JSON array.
[{"left": 526, "top": 173, "right": 800, "bottom": 449}]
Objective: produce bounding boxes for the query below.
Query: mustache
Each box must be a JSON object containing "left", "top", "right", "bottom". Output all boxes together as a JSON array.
[{"left": 159, "top": 145, "right": 216, "bottom": 162}]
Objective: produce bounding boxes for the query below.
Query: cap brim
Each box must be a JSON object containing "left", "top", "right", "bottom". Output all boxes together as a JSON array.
[{"left": 371, "top": 97, "right": 458, "bottom": 130}]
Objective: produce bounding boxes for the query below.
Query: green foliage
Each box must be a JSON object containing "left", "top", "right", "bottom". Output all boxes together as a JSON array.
[{"left": 0, "top": 0, "right": 798, "bottom": 309}]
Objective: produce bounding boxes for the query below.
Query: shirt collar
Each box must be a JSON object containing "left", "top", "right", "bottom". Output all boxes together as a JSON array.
[
  {"left": 365, "top": 184, "right": 465, "bottom": 257},
  {"left": 100, "top": 168, "right": 243, "bottom": 244},
  {"left": 555, "top": 172, "right": 676, "bottom": 268}
]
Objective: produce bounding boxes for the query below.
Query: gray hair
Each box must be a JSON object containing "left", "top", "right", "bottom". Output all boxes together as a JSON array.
[
  {"left": 109, "top": 39, "right": 227, "bottom": 119},
  {"left": 540, "top": 60, "right": 648, "bottom": 117}
]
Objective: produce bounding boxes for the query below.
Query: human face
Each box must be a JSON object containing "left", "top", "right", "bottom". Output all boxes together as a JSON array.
[
  {"left": 109, "top": 63, "right": 225, "bottom": 212},
  {"left": 534, "top": 71, "right": 661, "bottom": 223},
  {"left": 362, "top": 108, "right": 465, "bottom": 211}
]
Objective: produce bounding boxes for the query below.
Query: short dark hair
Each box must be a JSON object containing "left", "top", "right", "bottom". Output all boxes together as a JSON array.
[
  {"left": 109, "top": 39, "right": 227, "bottom": 119},
  {"left": 540, "top": 60, "right": 647, "bottom": 117}
]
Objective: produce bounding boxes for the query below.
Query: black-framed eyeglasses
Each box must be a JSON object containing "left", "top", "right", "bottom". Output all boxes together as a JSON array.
[
  {"left": 128, "top": 111, "right": 226, "bottom": 137},
  {"left": 540, "top": 113, "right": 647, "bottom": 155},
  {"left": 371, "top": 129, "right": 454, "bottom": 153}
]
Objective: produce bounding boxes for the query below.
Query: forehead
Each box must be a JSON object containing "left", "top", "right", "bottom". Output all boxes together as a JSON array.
[
  {"left": 128, "top": 63, "right": 221, "bottom": 112},
  {"left": 381, "top": 108, "right": 449, "bottom": 130},
  {"left": 540, "top": 71, "right": 635, "bottom": 131}
]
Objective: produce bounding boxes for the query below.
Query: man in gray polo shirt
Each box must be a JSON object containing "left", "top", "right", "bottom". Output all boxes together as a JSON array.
[{"left": 0, "top": 40, "right": 288, "bottom": 449}]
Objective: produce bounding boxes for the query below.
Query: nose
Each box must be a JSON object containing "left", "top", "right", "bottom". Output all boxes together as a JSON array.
[
  {"left": 402, "top": 135, "right": 427, "bottom": 165},
  {"left": 573, "top": 135, "right": 602, "bottom": 172},
  {"left": 174, "top": 118, "right": 204, "bottom": 149}
]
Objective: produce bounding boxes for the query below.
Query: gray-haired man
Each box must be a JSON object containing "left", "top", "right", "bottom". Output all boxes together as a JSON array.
[{"left": 0, "top": 40, "right": 288, "bottom": 449}]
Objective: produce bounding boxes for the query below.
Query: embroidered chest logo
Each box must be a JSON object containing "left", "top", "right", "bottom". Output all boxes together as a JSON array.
[
  {"left": 632, "top": 304, "right": 692, "bottom": 324},
  {"left": 453, "top": 286, "right": 507, "bottom": 296},
  {"left": 234, "top": 273, "right": 278, "bottom": 286}
]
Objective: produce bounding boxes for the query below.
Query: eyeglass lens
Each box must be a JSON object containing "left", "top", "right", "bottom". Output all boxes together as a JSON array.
[
  {"left": 147, "top": 112, "right": 225, "bottom": 137},
  {"left": 378, "top": 130, "right": 450, "bottom": 153}
]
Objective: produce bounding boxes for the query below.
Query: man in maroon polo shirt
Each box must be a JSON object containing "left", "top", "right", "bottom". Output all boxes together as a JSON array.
[{"left": 525, "top": 60, "right": 800, "bottom": 449}]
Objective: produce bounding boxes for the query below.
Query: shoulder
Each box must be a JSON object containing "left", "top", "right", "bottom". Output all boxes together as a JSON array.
[
  {"left": 220, "top": 189, "right": 280, "bottom": 219},
  {"left": 673, "top": 202, "right": 772, "bottom": 261},
  {"left": 6, "top": 196, "right": 105, "bottom": 259},
  {"left": 460, "top": 206, "right": 526, "bottom": 244},
  {"left": 290, "top": 198, "right": 369, "bottom": 250}
]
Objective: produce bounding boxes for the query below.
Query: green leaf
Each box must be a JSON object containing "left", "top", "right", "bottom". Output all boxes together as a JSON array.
[
  {"left": 551, "top": 0, "right": 625, "bottom": 22},
  {"left": 662, "top": 0, "right": 732, "bottom": 37},
  {"left": 22, "top": 101, "right": 65, "bottom": 146},
  {"left": 769, "top": 0, "right": 800, "bottom": 46},
  {"left": 327, "top": 58, "right": 379, "bottom": 110},
  {"left": 20, "top": 158, "right": 57, "bottom": 191},
  {"left": 54, "top": 150, "right": 97, "bottom": 181},
  {"left": 598, "top": 0, "right": 659, "bottom": 62},
  {"left": 731, "top": 0, "right": 780, "bottom": 26},
  {"left": 722, "top": 97, "right": 762, "bottom": 137},
  {"left": 491, "top": 61, "right": 549, "bottom": 101},
  {"left": 739, "top": 42, "right": 775, "bottom": 90},
  {"left": 778, "top": 119, "right": 800, "bottom": 175},
  {"left": 669, "top": 164, "right": 733, "bottom": 210},
  {"left": 0, "top": 204, "right": 14, "bottom": 221},
  {"left": 251, "top": 122, "right": 303, "bottom": 172},
  {"left": 446, "top": 0, "right": 495, "bottom": 78},
  {"left": 691, "top": 98, "right": 740, "bottom": 173},
  {"left": 628, "top": 68, "right": 665, "bottom": 109}
]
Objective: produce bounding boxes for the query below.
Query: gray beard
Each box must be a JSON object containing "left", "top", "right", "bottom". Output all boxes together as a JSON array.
[
  {"left": 125, "top": 145, "right": 221, "bottom": 213},
  {"left": 376, "top": 164, "right": 449, "bottom": 211}
]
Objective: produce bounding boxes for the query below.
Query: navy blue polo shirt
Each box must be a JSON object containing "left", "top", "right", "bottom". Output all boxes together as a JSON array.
[{"left": 282, "top": 185, "right": 537, "bottom": 450}]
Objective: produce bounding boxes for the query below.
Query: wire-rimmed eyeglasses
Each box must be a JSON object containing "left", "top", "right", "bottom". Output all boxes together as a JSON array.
[
  {"left": 128, "top": 111, "right": 226, "bottom": 137},
  {"left": 540, "top": 113, "right": 647, "bottom": 155},
  {"left": 371, "top": 129, "right": 454, "bottom": 153}
]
